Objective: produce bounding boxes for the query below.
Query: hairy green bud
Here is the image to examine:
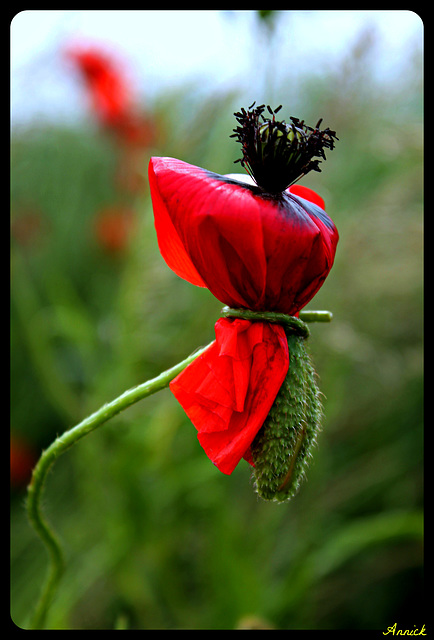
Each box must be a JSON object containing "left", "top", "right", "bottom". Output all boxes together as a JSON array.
[{"left": 251, "top": 329, "right": 323, "bottom": 502}]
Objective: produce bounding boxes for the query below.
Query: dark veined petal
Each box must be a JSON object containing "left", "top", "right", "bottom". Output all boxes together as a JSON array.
[
  {"left": 289, "top": 184, "right": 325, "bottom": 210},
  {"left": 261, "top": 191, "right": 339, "bottom": 313},
  {"left": 170, "top": 317, "right": 289, "bottom": 475},
  {"left": 148, "top": 158, "right": 206, "bottom": 287},
  {"left": 149, "top": 157, "right": 338, "bottom": 315},
  {"left": 149, "top": 157, "right": 268, "bottom": 307}
]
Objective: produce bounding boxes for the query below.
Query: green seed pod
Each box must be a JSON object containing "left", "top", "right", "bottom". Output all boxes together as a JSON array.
[
  {"left": 250, "top": 328, "right": 323, "bottom": 502},
  {"left": 258, "top": 121, "right": 305, "bottom": 161}
]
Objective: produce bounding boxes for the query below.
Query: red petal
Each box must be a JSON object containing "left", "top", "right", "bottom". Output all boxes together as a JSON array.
[
  {"left": 149, "top": 157, "right": 338, "bottom": 315},
  {"left": 170, "top": 318, "right": 289, "bottom": 475},
  {"left": 289, "top": 184, "right": 325, "bottom": 210},
  {"left": 148, "top": 158, "right": 206, "bottom": 287}
]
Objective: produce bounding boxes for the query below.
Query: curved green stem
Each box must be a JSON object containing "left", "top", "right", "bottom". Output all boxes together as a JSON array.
[
  {"left": 25, "top": 307, "right": 332, "bottom": 628},
  {"left": 298, "top": 309, "right": 333, "bottom": 323},
  {"left": 25, "top": 342, "right": 211, "bottom": 629}
]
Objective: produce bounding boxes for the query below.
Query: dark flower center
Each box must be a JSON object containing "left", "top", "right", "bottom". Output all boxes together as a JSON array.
[{"left": 231, "top": 103, "right": 338, "bottom": 195}]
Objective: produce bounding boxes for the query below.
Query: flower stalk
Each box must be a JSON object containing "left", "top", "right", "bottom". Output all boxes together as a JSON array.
[
  {"left": 25, "top": 309, "right": 331, "bottom": 628},
  {"left": 25, "top": 342, "right": 211, "bottom": 629}
]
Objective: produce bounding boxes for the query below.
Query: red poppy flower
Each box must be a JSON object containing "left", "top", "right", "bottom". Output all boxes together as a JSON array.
[
  {"left": 148, "top": 104, "right": 339, "bottom": 475},
  {"left": 66, "top": 45, "right": 134, "bottom": 129}
]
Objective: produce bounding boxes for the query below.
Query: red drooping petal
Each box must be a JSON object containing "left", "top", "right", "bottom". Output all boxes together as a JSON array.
[
  {"left": 148, "top": 158, "right": 206, "bottom": 287},
  {"left": 149, "top": 157, "right": 268, "bottom": 304},
  {"left": 289, "top": 184, "right": 325, "bottom": 210},
  {"left": 151, "top": 158, "right": 266, "bottom": 307},
  {"left": 170, "top": 318, "right": 289, "bottom": 475},
  {"left": 148, "top": 157, "right": 338, "bottom": 316}
]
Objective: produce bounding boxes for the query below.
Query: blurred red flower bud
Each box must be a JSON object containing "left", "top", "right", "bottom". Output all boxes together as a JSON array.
[
  {"left": 66, "top": 44, "right": 134, "bottom": 130},
  {"left": 93, "top": 206, "right": 135, "bottom": 254},
  {"left": 10, "top": 434, "right": 36, "bottom": 488}
]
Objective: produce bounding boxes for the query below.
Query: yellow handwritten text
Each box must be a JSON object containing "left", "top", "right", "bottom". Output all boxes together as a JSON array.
[{"left": 383, "top": 623, "right": 426, "bottom": 636}]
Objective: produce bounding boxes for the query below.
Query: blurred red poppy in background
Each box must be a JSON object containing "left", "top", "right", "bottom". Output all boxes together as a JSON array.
[
  {"left": 65, "top": 43, "right": 155, "bottom": 149},
  {"left": 66, "top": 45, "right": 133, "bottom": 128},
  {"left": 93, "top": 205, "right": 136, "bottom": 254},
  {"left": 10, "top": 434, "right": 36, "bottom": 489},
  {"left": 11, "top": 206, "right": 48, "bottom": 250}
]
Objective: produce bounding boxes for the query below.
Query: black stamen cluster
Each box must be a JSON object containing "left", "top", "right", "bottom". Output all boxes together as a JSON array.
[{"left": 231, "top": 103, "right": 338, "bottom": 194}]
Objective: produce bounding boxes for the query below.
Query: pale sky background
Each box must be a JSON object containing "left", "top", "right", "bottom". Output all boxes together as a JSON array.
[{"left": 10, "top": 10, "right": 423, "bottom": 128}]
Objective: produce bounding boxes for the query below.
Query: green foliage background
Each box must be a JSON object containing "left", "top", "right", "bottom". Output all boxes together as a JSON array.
[{"left": 11, "top": 12, "right": 423, "bottom": 630}]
